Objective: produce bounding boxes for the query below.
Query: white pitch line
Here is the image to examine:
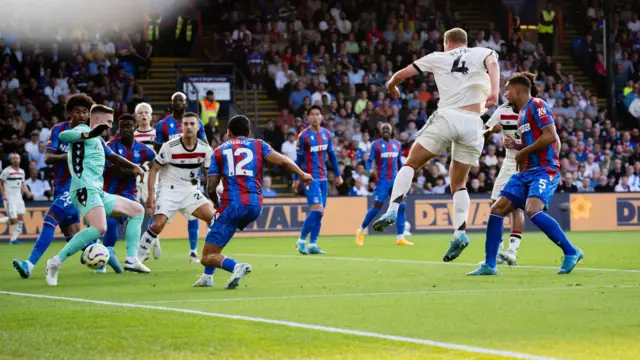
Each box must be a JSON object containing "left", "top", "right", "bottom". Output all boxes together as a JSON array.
[
  {"left": 0, "top": 291, "right": 559, "bottom": 360},
  {"left": 234, "top": 253, "right": 640, "bottom": 273},
  {"left": 138, "top": 284, "right": 639, "bottom": 304}
]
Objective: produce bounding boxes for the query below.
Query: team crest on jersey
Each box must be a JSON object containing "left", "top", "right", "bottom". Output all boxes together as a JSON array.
[
  {"left": 118, "top": 149, "right": 123, "bottom": 154},
  {"left": 321, "top": 134, "right": 326, "bottom": 141},
  {"left": 170, "top": 123, "right": 174, "bottom": 128},
  {"left": 310, "top": 135, "right": 315, "bottom": 140},
  {"left": 134, "top": 150, "right": 140, "bottom": 158}
]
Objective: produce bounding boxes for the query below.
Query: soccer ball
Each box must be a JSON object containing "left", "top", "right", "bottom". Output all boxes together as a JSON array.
[{"left": 82, "top": 243, "right": 110, "bottom": 270}]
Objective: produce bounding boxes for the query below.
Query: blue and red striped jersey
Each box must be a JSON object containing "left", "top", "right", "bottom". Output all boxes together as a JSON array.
[
  {"left": 103, "top": 138, "right": 155, "bottom": 199},
  {"left": 518, "top": 98, "right": 560, "bottom": 171},
  {"left": 154, "top": 115, "right": 207, "bottom": 145},
  {"left": 209, "top": 137, "right": 273, "bottom": 208},
  {"left": 295, "top": 127, "right": 341, "bottom": 181},
  {"left": 46, "top": 121, "right": 73, "bottom": 198},
  {"left": 366, "top": 139, "right": 402, "bottom": 182}
]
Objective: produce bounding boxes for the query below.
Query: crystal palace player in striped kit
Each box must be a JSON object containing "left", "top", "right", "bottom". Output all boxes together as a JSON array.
[
  {"left": 98, "top": 114, "right": 156, "bottom": 273},
  {"left": 13, "top": 94, "right": 94, "bottom": 278},
  {"left": 154, "top": 93, "right": 207, "bottom": 262},
  {"left": 356, "top": 123, "right": 412, "bottom": 247},
  {"left": 469, "top": 73, "right": 583, "bottom": 276},
  {"left": 195, "top": 115, "right": 313, "bottom": 289},
  {"left": 292, "top": 105, "right": 343, "bottom": 255},
  {"left": 137, "top": 113, "right": 217, "bottom": 271}
]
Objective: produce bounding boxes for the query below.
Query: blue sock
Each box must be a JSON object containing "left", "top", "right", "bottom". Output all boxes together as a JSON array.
[
  {"left": 103, "top": 218, "right": 119, "bottom": 247},
  {"left": 28, "top": 214, "right": 57, "bottom": 265},
  {"left": 361, "top": 207, "right": 381, "bottom": 229},
  {"left": 220, "top": 257, "right": 238, "bottom": 273},
  {"left": 188, "top": 219, "right": 199, "bottom": 252},
  {"left": 485, "top": 213, "right": 505, "bottom": 268},
  {"left": 530, "top": 211, "right": 577, "bottom": 255},
  {"left": 309, "top": 211, "right": 324, "bottom": 245},
  {"left": 204, "top": 266, "right": 216, "bottom": 275},
  {"left": 299, "top": 210, "right": 319, "bottom": 241},
  {"left": 396, "top": 203, "right": 406, "bottom": 236}
]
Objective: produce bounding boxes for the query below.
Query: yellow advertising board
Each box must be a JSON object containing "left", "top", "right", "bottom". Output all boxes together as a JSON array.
[{"left": 570, "top": 193, "right": 640, "bottom": 231}]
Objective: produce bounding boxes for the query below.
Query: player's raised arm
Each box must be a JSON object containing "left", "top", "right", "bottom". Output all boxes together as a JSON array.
[
  {"left": 484, "top": 51, "right": 500, "bottom": 108},
  {"left": 266, "top": 151, "right": 313, "bottom": 185},
  {"left": 59, "top": 124, "right": 110, "bottom": 143},
  {"left": 386, "top": 64, "right": 420, "bottom": 97}
]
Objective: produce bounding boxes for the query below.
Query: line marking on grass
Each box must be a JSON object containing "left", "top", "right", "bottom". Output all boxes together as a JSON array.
[
  {"left": 138, "top": 284, "right": 639, "bottom": 304},
  {"left": 234, "top": 253, "right": 640, "bottom": 273},
  {"left": 0, "top": 291, "right": 559, "bottom": 360}
]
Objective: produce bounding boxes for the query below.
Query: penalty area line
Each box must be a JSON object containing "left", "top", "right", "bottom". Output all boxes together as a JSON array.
[{"left": 0, "top": 290, "right": 559, "bottom": 360}]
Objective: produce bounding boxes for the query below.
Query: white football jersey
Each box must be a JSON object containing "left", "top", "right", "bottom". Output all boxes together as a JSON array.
[
  {"left": 134, "top": 129, "right": 156, "bottom": 147},
  {"left": 0, "top": 166, "right": 25, "bottom": 199},
  {"left": 155, "top": 136, "right": 212, "bottom": 190},
  {"left": 485, "top": 103, "right": 520, "bottom": 164},
  {"left": 412, "top": 47, "right": 497, "bottom": 110}
]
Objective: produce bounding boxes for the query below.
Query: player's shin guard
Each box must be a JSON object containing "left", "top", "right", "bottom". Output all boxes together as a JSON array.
[
  {"left": 220, "top": 257, "right": 238, "bottom": 273},
  {"left": 396, "top": 203, "right": 406, "bottom": 238},
  {"left": 125, "top": 214, "right": 144, "bottom": 259},
  {"left": 188, "top": 219, "right": 199, "bottom": 252},
  {"left": 484, "top": 213, "right": 504, "bottom": 268},
  {"left": 28, "top": 215, "right": 57, "bottom": 266},
  {"left": 388, "top": 166, "right": 414, "bottom": 212},
  {"left": 57, "top": 227, "right": 101, "bottom": 262},
  {"left": 10, "top": 221, "right": 24, "bottom": 242},
  {"left": 309, "top": 211, "right": 324, "bottom": 245},
  {"left": 529, "top": 211, "right": 577, "bottom": 255},
  {"left": 103, "top": 217, "right": 119, "bottom": 247},
  {"left": 453, "top": 188, "right": 470, "bottom": 238},
  {"left": 360, "top": 207, "right": 381, "bottom": 230}
]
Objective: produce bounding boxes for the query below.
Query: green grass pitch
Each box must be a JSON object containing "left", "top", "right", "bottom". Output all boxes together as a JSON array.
[{"left": 1, "top": 231, "right": 639, "bottom": 359}]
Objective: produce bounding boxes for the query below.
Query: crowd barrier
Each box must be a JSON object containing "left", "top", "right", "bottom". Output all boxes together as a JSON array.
[{"left": 1, "top": 193, "right": 637, "bottom": 242}]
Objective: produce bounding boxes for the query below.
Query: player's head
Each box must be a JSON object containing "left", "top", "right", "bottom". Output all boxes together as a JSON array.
[
  {"left": 171, "top": 92, "right": 187, "bottom": 112},
  {"left": 135, "top": 102, "right": 152, "bottom": 127},
  {"left": 505, "top": 73, "right": 532, "bottom": 110},
  {"left": 118, "top": 114, "right": 136, "bottom": 142},
  {"left": 307, "top": 105, "right": 323, "bottom": 128},
  {"left": 517, "top": 71, "right": 539, "bottom": 97},
  {"left": 380, "top": 123, "right": 393, "bottom": 140},
  {"left": 90, "top": 104, "right": 115, "bottom": 129},
  {"left": 10, "top": 153, "right": 20, "bottom": 167},
  {"left": 443, "top": 28, "right": 467, "bottom": 51},
  {"left": 227, "top": 115, "right": 251, "bottom": 138},
  {"left": 65, "top": 93, "right": 94, "bottom": 126},
  {"left": 182, "top": 112, "right": 199, "bottom": 138}
]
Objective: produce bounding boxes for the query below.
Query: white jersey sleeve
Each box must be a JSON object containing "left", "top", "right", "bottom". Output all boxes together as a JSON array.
[{"left": 412, "top": 47, "right": 498, "bottom": 110}]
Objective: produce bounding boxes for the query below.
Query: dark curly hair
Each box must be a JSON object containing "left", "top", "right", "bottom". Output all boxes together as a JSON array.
[{"left": 65, "top": 93, "right": 95, "bottom": 113}]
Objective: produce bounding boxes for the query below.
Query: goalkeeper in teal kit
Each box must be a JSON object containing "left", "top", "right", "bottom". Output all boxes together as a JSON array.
[{"left": 45, "top": 105, "right": 147, "bottom": 286}]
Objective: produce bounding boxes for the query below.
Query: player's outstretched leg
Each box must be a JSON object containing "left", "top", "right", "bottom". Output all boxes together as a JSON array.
[
  {"left": 356, "top": 206, "right": 380, "bottom": 247},
  {"left": 443, "top": 160, "right": 473, "bottom": 262},
  {"left": 468, "top": 196, "right": 515, "bottom": 276},
  {"left": 13, "top": 213, "right": 59, "bottom": 279},
  {"left": 110, "top": 196, "right": 148, "bottom": 273},
  {"left": 99, "top": 217, "right": 123, "bottom": 274},
  {"left": 46, "top": 207, "right": 107, "bottom": 286},
  {"left": 200, "top": 244, "right": 251, "bottom": 290},
  {"left": 526, "top": 200, "right": 582, "bottom": 274},
  {"left": 188, "top": 219, "right": 199, "bottom": 262},
  {"left": 395, "top": 203, "right": 413, "bottom": 246}
]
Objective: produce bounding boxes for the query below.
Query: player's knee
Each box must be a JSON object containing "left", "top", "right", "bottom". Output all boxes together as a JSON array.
[
  {"left": 131, "top": 202, "right": 145, "bottom": 217},
  {"left": 525, "top": 206, "right": 542, "bottom": 218},
  {"left": 490, "top": 200, "right": 510, "bottom": 216},
  {"left": 94, "top": 223, "right": 108, "bottom": 236},
  {"left": 373, "top": 202, "right": 383, "bottom": 209}
]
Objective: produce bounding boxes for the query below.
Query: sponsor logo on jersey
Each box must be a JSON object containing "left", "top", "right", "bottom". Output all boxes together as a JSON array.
[
  {"left": 310, "top": 144, "right": 328, "bottom": 152},
  {"left": 380, "top": 152, "right": 398, "bottom": 158}
]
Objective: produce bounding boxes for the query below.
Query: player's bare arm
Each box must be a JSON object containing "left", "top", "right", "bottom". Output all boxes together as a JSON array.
[
  {"left": 514, "top": 125, "right": 557, "bottom": 172},
  {"left": 106, "top": 153, "right": 144, "bottom": 181},
  {"left": 386, "top": 65, "right": 419, "bottom": 97},
  {"left": 266, "top": 151, "right": 313, "bottom": 184},
  {"left": 206, "top": 174, "right": 221, "bottom": 207},
  {"left": 21, "top": 182, "right": 34, "bottom": 200},
  {"left": 146, "top": 160, "right": 160, "bottom": 213},
  {"left": 44, "top": 149, "right": 67, "bottom": 165},
  {"left": 483, "top": 124, "right": 502, "bottom": 140},
  {"left": 484, "top": 54, "right": 500, "bottom": 108}
]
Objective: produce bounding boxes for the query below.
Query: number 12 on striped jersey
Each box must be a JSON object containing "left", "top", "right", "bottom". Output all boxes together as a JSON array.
[{"left": 223, "top": 148, "right": 255, "bottom": 176}]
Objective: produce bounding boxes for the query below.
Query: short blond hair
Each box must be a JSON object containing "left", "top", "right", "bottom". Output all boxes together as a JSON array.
[
  {"left": 135, "top": 102, "right": 152, "bottom": 114},
  {"left": 444, "top": 28, "right": 468, "bottom": 45}
]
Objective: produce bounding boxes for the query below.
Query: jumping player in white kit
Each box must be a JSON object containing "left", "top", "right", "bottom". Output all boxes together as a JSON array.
[
  {"left": 482, "top": 72, "right": 539, "bottom": 265},
  {"left": 373, "top": 28, "right": 500, "bottom": 262},
  {"left": 0, "top": 154, "right": 33, "bottom": 244}
]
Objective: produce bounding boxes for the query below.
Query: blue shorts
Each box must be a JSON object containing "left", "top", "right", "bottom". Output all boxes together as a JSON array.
[
  {"left": 305, "top": 180, "right": 328, "bottom": 207},
  {"left": 49, "top": 192, "right": 81, "bottom": 229},
  {"left": 205, "top": 203, "right": 262, "bottom": 248},
  {"left": 373, "top": 180, "right": 393, "bottom": 203},
  {"left": 500, "top": 167, "right": 559, "bottom": 210}
]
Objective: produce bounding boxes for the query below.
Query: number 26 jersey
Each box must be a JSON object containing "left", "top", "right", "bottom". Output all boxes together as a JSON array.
[
  {"left": 209, "top": 137, "right": 273, "bottom": 208},
  {"left": 412, "top": 47, "right": 497, "bottom": 110}
]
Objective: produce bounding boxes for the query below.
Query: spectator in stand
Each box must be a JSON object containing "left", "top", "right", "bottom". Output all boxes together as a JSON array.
[
  {"left": 275, "top": 108, "right": 295, "bottom": 128},
  {"left": 262, "top": 175, "right": 278, "bottom": 197},
  {"left": 289, "top": 81, "right": 310, "bottom": 110},
  {"left": 24, "top": 162, "right": 51, "bottom": 201},
  {"left": 615, "top": 175, "right": 639, "bottom": 192}
]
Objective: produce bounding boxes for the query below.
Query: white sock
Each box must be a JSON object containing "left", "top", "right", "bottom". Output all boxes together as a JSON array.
[
  {"left": 10, "top": 221, "right": 23, "bottom": 241},
  {"left": 297, "top": 238, "right": 306, "bottom": 244},
  {"left": 190, "top": 250, "right": 197, "bottom": 255},
  {"left": 51, "top": 255, "right": 62, "bottom": 266},
  {"left": 452, "top": 189, "right": 470, "bottom": 238},
  {"left": 388, "top": 166, "right": 415, "bottom": 213},
  {"left": 138, "top": 229, "right": 157, "bottom": 256},
  {"left": 0, "top": 217, "right": 9, "bottom": 224},
  {"left": 126, "top": 256, "right": 137, "bottom": 263},
  {"left": 508, "top": 234, "right": 522, "bottom": 253},
  {"left": 396, "top": 234, "right": 404, "bottom": 240},
  {"left": 358, "top": 227, "right": 366, "bottom": 233},
  {"left": 26, "top": 260, "right": 34, "bottom": 272}
]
